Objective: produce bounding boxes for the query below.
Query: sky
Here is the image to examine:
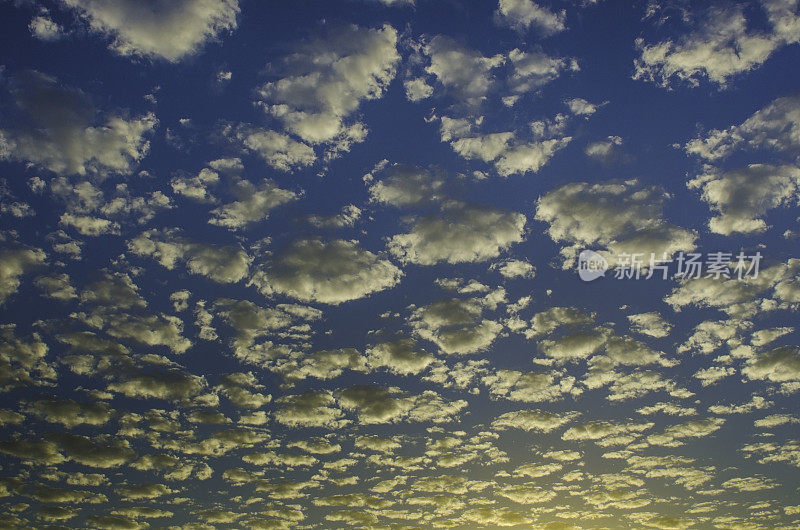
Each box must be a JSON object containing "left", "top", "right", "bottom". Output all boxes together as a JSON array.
[{"left": 0, "top": 0, "right": 799, "bottom": 528}]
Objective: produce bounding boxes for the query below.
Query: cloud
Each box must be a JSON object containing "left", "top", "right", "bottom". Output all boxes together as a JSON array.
[
  {"left": 29, "top": 14, "right": 65, "bottom": 41},
  {"left": 273, "top": 390, "right": 346, "bottom": 429},
  {"left": 423, "top": 35, "right": 504, "bottom": 105},
  {"left": 0, "top": 71, "right": 156, "bottom": 176},
  {"left": 742, "top": 346, "right": 800, "bottom": 383},
  {"left": 27, "top": 399, "right": 112, "bottom": 427},
  {"left": 171, "top": 167, "right": 220, "bottom": 202},
  {"left": 495, "top": 0, "right": 567, "bottom": 35},
  {"left": 411, "top": 297, "right": 503, "bottom": 355},
  {"left": 534, "top": 179, "right": 696, "bottom": 268},
  {"left": 688, "top": 164, "right": 800, "bottom": 235},
  {"left": 128, "top": 228, "right": 251, "bottom": 283},
  {"left": 628, "top": 312, "right": 673, "bottom": 338},
  {"left": 482, "top": 368, "right": 579, "bottom": 402},
  {"left": 389, "top": 202, "right": 526, "bottom": 265},
  {"left": 585, "top": 135, "right": 623, "bottom": 162},
  {"left": 209, "top": 179, "right": 298, "bottom": 230},
  {"left": 366, "top": 162, "right": 446, "bottom": 207},
  {"left": 107, "top": 369, "right": 206, "bottom": 401},
  {"left": 60, "top": 0, "right": 240, "bottom": 61},
  {"left": 250, "top": 237, "right": 402, "bottom": 304},
  {"left": 366, "top": 339, "right": 435, "bottom": 375},
  {"left": 236, "top": 127, "right": 316, "bottom": 172},
  {"left": 634, "top": 2, "right": 800, "bottom": 88},
  {"left": 0, "top": 246, "right": 46, "bottom": 303},
  {"left": 491, "top": 409, "right": 577, "bottom": 432},
  {"left": 254, "top": 23, "right": 399, "bottom": 162},
  {"left": 338, "top": 385, "right": 467, "bottom": 424},
  {"left": 684, "top": 94, "right": 800, "bottom": 162},
  {"left": 445, "top": 126, "right": 572, "bottom": 177},
  {"left": 665, "top": 258, "right": 800, "bottom": 317}
]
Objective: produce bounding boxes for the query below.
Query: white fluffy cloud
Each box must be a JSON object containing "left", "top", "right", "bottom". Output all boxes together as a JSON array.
[
  {"left": 366, "top": 162, "right": 445, "bottom": 207},
  {"left": 495, "top": 0, "right": 566, "bottom": 35},
  {"left": 128, "top": 228, "right": 251, "bottom": 283},
  {"left": 250, "top": 237, "right": 402, "bottom": 304},
  {"left": 534, "top": 179, "right": 696, "bottom": 268},
  {"left": 634, "top": 2, "right": 800, "bottom": 88},
  {"left": 411, "top": 297, "right": 503, "bottom": 355},
  {"left": 389, "top": 202, "right": 526, "bottom": 265},
  {"left": 423, "top": 35, "right": 504, "bottom": 105},
  {"left": 253, "top": 23, "right": 399, "bottom": 164},
  {"left": 688, "top": 164, "right": 800, "bottom": 235},
  {"left": 209, "top": 179, "right": 298, "bottom": 230},
  {"left": 60, "top": 0, "right": 240, "bottom": 61},
  {"left": 0, "top": 71, "right": 156, "bottom": 177},
  {"left": 685, "top": 95, "right": 800, "bottom": 162},
  {"left": 0, "top": 246, "right": 46, "bottom": 304},
  {"left": 237, "top": 127, "right": 316, "bottom": 172}
]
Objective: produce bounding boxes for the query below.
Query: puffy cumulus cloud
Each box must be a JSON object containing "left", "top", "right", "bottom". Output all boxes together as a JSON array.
[
  {"left": 128, "top": 228, "right": 251, "bottom": 283},
  {"left": 50, "top": 433, "right": 136, "bottom": 468},
  {"left": 491, "top": 409, "right": 577, "bottom": 432},
  {"left": 562, "top": 420, "right": 654, "bottom": 443},
  {"left": 634, "top": 2, "right": 800, "bottom": 88},
  {"left": 211, "top": 299, "right": 294, "bottom": 366},
  {"left": 255, "top": 24, "right": 399, "bottom": 159},
  {"left": 422, "top": 35, "right": 504, "bottom": 105},
  {"left": 0, "top": 246, "right": 46, "bottom": 303},
  {"left": 687, "top": 164, "right": 800, "bottom": 235},
  {"left": 0, "top": 437, "right": 65, "bottom": 465},
  {"left": 443, "top": 118, "right": 572, "bottom": 177},
  {"left": 507, "top": 48, "right": 575, "bottom": 95},
  {"left": 646, "top": 417, "right": 726, "bottom": 447},
  {"left": 665, "top": 258, "right": 800, "bottom": 317},
  {"left": 534, "top": 179, "right": 696, "bottom": 268},
  {"left": 628, "top": 312, "right": 673, "bottom": 338},
  {"left": 0, "top": 71, "right": 156, "bottom": 177},
  {"left": 209, "top": 178, "right": 298, "bottom": 230},
  {"left": 304, "top": 204, "right": 362, "bottom": 229},
  {"left": 274, "top": 390, "right": 347, "bottom": 429},
  {"left": 495, "top": 0, "right": 566, "bottom": 35},
  {"left": 482, "top": 368, "right": 580, "bottom": 402},
  {"left": 98, "top": 312, "right": 191, "bottom": 353},
  {"left": 403, "top": 76, "right": 434, "bottom": 101},
  {"left": 338, "top": 385, "right": 468, "bottom": 424},
  {"left": 366, "top": 339, "right": 435, "bottom": 375},
  {"left": 365, "top": 161, "right": 446, "bottom": 207},
  {"left": 411, "top": 296, "right": 503, "bottom": 355},
  {"left": 526, "top": 306, "right": 595, "bottom": 338},
  {"left": 236, "top": 127, "right": 316, "bottom": 172},
  {"left": 170, "top": 167, "right": 220, "bottom": 202},
  {"left": 107, "top": 369, "right": 206, "bottom": 401},
  {"left": 459, "top": 507, "right": 530, "bottom": 527},
  {"left": 250, "top": 237, "right": 402, "bottom": 305},
  {"left": 685, "top": 94, "right": 800, "bottom": 162},
  {"left": 566, "top": 97, "right": 605, "bottom": 117},
  {"left": 491, "top": 258, "right": 536, "bottom": 279},
  {"left": 389, "top": 202, "right": 526, "bottom": 265},
  {"left": 0, "top": 324, "right": 53, "bottom": 392},
  {"left": 742, "top": 346, "right": 800, "bottom": 383},
  {"left": 60, "top": 0, "right": 240, "bottom": 62},
  {"left": 29, "top": 14, "right": 65, "bottom": 41},
  {"left": 26, "top": 398, "right": 112, "bottom": 427},
  {"left": 274, "top": 348, "right": 367, "bottom": 383},
  {"left": 81, "top": 273, "right": 146, "bottom": 309},
  {"left": 493, "top": 136, "right": 573, "bottom": 177},
  {"left": 585, "top": 135, "right": 623, "bottom": 162}
]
